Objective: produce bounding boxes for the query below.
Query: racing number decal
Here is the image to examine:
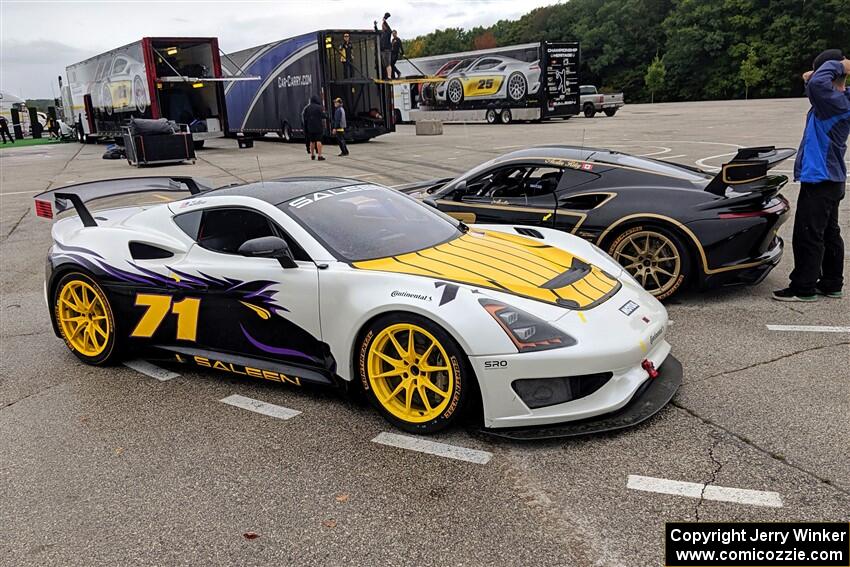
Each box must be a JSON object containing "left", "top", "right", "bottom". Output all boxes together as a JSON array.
[
  {"left": 131, "top": 294, "right": 201, "bottom": 341},
  {"left": 466, "top": 76, "right": 503, "bottom": 97}
]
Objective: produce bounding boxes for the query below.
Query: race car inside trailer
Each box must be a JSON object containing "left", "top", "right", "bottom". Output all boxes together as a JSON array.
[
  {"left": 222, "top": 30, "right": 393, "bottom": 141},
  {"left": 63, "top": 37, "right": 235, "bottom": 145},
  {"left": 393, "top": 41, "right": 580, "bottom": 124}
]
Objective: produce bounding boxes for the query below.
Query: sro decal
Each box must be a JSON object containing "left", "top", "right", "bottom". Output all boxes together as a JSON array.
[{"left": 484, "top": 360, "right": 508, "bottom": 369}]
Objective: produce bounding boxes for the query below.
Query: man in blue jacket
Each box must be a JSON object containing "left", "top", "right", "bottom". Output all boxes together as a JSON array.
[{"left": 774, "top": 49, "right": 850, "bottom": 302}]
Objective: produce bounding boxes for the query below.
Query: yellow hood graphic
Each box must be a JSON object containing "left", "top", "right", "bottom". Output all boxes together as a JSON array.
[{"left": 353, "top": 230, "right": 621, "bottom": 309}]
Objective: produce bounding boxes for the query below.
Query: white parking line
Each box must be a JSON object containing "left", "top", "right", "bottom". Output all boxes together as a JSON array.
[
  {"left": 657, "top": 154, "right": 687, "bottom": 160},
  {"left": 371, "top": 432, "right": 492, "bottom": 464},
  {"left": 766, "top": 325, "right": 850, "bottom": 333},
  {"left": 123, "top": 359, "right": 180, "bottom": 381},
  {"left": 220, "top": 394, "right": 301, "bottom": 420},
  {"left": 627, "top": 475, "right": 782, "bottom": 508}
]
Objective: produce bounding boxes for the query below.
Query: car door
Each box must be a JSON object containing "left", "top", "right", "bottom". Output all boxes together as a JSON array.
[
  {"left": 437, "top": 165, "right": 559, "bottom": 228},
  {"left": 133, "top": 205, "right": 326, "bottom": 374},
  {"left": 463, "top": 58, "right": 505, "bottom": 98}
]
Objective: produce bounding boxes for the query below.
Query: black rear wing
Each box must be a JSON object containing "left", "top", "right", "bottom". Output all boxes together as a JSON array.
[
  {"left": 704, "top": 146, "right": 795, "bottom": 196},
  {"left": 33, "top": 176, "right": 213, "bottom": 226}
]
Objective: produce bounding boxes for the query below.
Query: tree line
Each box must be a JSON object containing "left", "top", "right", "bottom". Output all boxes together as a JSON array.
[{"left": 404, "top": 0, "right": 848, "bottom": 103}]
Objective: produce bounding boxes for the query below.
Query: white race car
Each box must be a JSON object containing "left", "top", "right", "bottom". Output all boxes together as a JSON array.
[
  {"left": 34, "top": 176, "right": 681, "bottom": 438},
  {"left": 434, "top": 55, "right": 542, "bottom": 106}
]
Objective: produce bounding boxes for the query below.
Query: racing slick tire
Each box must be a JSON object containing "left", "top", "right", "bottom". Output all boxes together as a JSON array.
[
  {"left": 393, "top": 108, "right": 403, "bottom": 125},
  {"left": 358, "top": 313, "right": 470, "bottom": 434},
  {"left": 485, "top": 108, "right": 498, "bottom": 124},
  {"left": 606, "top": 224, "right": 692, "bottom": 300},
  {"left": 604, "top": 108, "right": 618, "bottom": 117},
  {"left": 506, "top": 72, "right": 527, "bottom": 102},
  {"left": 53, "top": 271, "right": 120, "bottom": 365},
  {"left": 446, "top": 79, "right": 464, "bottom": 105},
  {"left": 583, "top": 103, "right": 596, "bottom": 118},
  {"left": 499, "top": 108, "right": 513, "bottom": 124},
  {"left": 282, "top": 122, "right": 293, "bottom": 142}
]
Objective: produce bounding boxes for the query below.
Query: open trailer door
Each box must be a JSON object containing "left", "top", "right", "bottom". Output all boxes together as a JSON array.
[
  {"left": 318, "top": 30, "right": 393, "bottom": 141},
  {"left": 145, "top": 37, "right": 258, "bottom": 144}
]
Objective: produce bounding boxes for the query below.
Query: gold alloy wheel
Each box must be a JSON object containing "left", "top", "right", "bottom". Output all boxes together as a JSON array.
[
  {"left": 57, "top": 279, "right": 111, "bottom": 357},
  {"left": 612, "top": 230, "right": 682, "bottom": 297},
  {"left": 367, "top": 323, "right": 454, "bottom": 424}
]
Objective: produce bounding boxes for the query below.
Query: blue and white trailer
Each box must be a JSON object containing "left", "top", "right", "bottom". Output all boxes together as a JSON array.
[{"left": 222, "top": 30, "right": 393, "bottom": 142}]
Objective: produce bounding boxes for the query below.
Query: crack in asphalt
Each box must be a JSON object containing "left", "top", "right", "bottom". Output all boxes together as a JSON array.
[
  {"left": 194, "top": 154, "right": 249, "bottom": 184},
  {"left": 1, "top": 208, "right": 29, "bottom": 241},
  {"left": 1, "top": 330, "right": 51, "bottom": 339},
  {"left": 0, "top": 381, "right": 68, "bottom": 412},
  {"left": 685, "top": 341, "right": 850, "bottom": 385},
  {"left": 694, "top": 435, "right": 723, "bottom": 521},
  {"left": 672, "top": 402, "right": 850, "bottom": 497},
  {"left": 1, "top": 143, "right": 84, "bottom": 242}
]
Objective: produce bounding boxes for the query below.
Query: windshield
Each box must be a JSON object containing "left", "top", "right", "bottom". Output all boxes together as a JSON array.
[{"left": 281, "top": 184, "right": 461, "bottom": 262}]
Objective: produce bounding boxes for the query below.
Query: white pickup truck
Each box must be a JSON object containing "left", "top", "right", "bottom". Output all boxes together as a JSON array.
[{"left": 579, "top": 85, "right": 624, "bottom": 117}]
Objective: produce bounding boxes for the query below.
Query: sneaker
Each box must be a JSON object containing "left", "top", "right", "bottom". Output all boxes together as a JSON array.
[
  {"left": 772, "top": 288, "right": 817, "bottom": 302},
  {"left": 311, "top": 154, "right": 315, "bottom": 160},
  {"left": 317, "top": 156, "right": 326, "bottom": 161},
  {"left": 816, "top": 287, "right": 843, "bottom": 299}
]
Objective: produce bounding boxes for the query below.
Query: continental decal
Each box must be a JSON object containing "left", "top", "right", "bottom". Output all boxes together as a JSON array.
[
  {"left": 190, "top": 355, "right": 302, "bottom": 386},
  {"left": 353, "top": 230, "right": 621, "bottom": 309}
]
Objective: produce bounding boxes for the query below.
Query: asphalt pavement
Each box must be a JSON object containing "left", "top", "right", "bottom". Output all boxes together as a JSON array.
[{"left": 1, "top": 98, "right": 848, "bottom": 566}]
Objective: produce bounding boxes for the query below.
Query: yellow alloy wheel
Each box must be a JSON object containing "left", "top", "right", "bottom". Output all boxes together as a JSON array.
[
  {"left": 367, "top": 323, "right": 455, "bottom": 424},
  {"left": 612, "top": 230, "right": 682, "bottom": 297},
  {"left": 57, "top": 279, "right": 112, "bottom": 357}
]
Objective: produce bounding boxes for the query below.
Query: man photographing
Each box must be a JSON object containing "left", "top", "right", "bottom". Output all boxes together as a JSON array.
[{"left": 774, "top": 49, "right": 850, "bottom": 302}]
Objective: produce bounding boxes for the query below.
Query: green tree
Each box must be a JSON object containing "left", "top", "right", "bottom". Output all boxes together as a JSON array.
[
  {"left": 739, "top": 47, "right": 764, "bottom": 99},
  {"left": 645, "top": 55, "right": 666, "bottom": 102}
]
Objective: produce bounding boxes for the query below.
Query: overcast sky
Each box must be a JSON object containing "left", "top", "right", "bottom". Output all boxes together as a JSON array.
[{"left": 0, "top": 0, "right": 559, "bottom": 98}]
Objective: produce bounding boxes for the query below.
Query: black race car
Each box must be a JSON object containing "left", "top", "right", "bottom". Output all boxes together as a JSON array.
[{"left": 401, "top": 145, "right": 795, "bottom": 299}]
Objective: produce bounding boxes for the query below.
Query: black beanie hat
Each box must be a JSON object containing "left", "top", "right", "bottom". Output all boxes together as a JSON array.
[{"left": 812, "top": 49, "right": 844, "bottom": 71}]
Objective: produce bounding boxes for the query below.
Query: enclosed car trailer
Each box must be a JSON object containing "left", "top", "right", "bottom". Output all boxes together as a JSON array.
[
  {"left": 222, "top": 29, "right": 393, "bottom": 141},
  {"left": 63, "top": 37, "right": 255, "bottom": 146},
  {"left": 393, "top": 41, "right": 580, "bottom": 124}
]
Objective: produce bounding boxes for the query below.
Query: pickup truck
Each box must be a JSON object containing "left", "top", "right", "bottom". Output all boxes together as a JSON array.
[{"left": 579, "top": 85, "right": 624, "bottom": 117}]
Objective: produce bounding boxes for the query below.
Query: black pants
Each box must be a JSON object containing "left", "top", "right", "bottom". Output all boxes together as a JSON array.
[
  {"left": 0, "top": 126, "right": 12, "bottom": 143},
  {"left": 789, "top": 180, "right": 845, "bottom": 294},
  {"left": 335, "top": 129, "right": 348, "bottom": 155},
  {"left": 343, "top": 61, "right": 353, "bottom": 79},
  {"left": 391, "top": 58, "right": 401, "bottom": 79}
]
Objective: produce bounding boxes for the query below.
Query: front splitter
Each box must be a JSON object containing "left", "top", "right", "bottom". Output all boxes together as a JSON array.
[{"left": 479, "top": 355, "right": 683, "bottom": 440}]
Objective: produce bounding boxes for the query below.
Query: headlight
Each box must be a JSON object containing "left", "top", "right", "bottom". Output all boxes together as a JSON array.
[{"left": 479, "top": 299, "right": 576, "bottom": 352}]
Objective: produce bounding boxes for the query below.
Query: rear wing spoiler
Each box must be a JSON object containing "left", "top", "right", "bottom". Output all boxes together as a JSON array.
[
  {"left": 704, "top": 146, "right": 795, "bottom": 196},
  {"left": 33, "top": 176, "right": 213, "bottom": 226}
]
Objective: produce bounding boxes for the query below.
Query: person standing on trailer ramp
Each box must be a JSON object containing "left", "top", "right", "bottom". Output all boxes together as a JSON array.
[{"left": 774, "top": 49, "right": 850, "bottom": 302}]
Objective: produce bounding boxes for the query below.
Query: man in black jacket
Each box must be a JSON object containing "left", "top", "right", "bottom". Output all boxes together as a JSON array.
[
  {"left": 374, "top": 13, "right": 392, "bottom": 79},
  {"left": 302, "top": 95, "right": 326, "bottom": 161},
  {"left": 390, "top": 30, "right": 404, "bottom": 79},
  {"left": 339, "top": 33, "right": 354, "bottom": 79}
]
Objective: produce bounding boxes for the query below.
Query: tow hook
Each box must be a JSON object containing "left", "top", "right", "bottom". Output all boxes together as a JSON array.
[{"left": 642, "top": 359, "right": 660, "bottom": 379}]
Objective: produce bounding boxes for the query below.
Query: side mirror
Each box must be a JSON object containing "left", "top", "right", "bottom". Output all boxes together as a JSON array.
[
  {"left": 450, "top": 179, "right": 467, "bottom": 200},
  {"left": 238, "top": 236, "right": 297, "bottom": 268}
]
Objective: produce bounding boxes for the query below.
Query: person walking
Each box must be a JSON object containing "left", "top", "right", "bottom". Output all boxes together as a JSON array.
[
  {"left": 374, "top": 13, "right": 392, "bottom": 79},
  {"left": 332, "top": 98, "right": 349, "bottom": 157},
  {"left": 390, "top": 30, "right": 404, "bottom": 79},
  {"left": 0, "top": 116, "right": 14, "bottom": 144},
  {"left": 774, "top": 49, "right": 850, "bottom": 302},
  {"left": 302, "top": 95, "right": 327, "bottom": 161},
  {"left": 339, "top": 32, "right": 354, "bottom": 79}
]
